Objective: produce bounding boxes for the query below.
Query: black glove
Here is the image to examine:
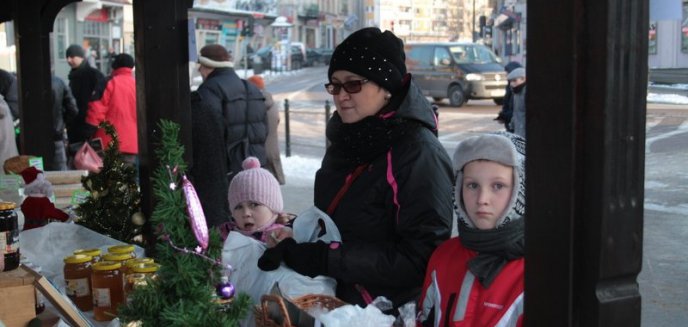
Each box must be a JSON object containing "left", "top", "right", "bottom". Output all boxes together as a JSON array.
[{"left": 257, "top": 238, "right": 330, "bottom": 278}]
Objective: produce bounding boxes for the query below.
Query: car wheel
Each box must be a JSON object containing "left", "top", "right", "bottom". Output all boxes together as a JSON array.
[
  {"left": 493, "top": 97, "right": 504, "bottom": 106},
  {"left": 448, "top": 85, "right": 466, "bottom": 107}
]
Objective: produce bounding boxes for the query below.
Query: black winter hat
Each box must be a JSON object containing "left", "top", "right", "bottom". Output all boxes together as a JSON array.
[
  {"left": 328, "top": 27, "right": 407, "bottom": 94},
  {"left": 65, "top": 44, "right": 85, "bottom": 58},
  {"left": 112, "top": 53, "right": 135, "bottom": 69}
]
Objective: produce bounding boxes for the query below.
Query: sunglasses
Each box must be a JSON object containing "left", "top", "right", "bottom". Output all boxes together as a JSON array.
[{"left": 324, "top": 79, "right": 370, "bottom": 95}]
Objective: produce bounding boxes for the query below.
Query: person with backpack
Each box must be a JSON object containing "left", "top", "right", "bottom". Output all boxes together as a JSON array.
[{"left": 191, "top": 44, "right": 268, "bottom": 228}]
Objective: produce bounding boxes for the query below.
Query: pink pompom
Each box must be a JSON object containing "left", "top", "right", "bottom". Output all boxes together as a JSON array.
[{"left": 241, "top": 157, "right": 261, "bottom": 170}]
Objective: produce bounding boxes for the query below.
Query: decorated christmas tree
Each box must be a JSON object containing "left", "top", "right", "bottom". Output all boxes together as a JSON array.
[
  {"left": 75, "top": 121, "right": 143, "bottom": 243},
  {"left": 119, "top": 120, "right": 250, "bottom": 326}
]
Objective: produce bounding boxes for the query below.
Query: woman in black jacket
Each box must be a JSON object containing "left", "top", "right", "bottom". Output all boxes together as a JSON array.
[{"left": 259, "top": 27, "right": 454, "bottom": 308}]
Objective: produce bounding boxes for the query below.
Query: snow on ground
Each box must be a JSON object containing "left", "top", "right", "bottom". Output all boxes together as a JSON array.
[
  {"left": 647, "top": 92, "right": 688, "bottom": 105},
  {"left": 280, "top": 154, "right": 320, "bottom": 186}
]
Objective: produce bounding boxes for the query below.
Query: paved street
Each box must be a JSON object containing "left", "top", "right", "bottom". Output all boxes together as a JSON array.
[{"left": 264, "top": 66, "right": 688, "bottom": 326}]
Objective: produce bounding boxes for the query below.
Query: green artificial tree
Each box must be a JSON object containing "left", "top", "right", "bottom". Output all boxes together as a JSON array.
[
  {"left": 75, "top": 121, "right": 143, "bottom": 243},
  {"left": 119, "top": 120, "right": 250, "bottom": 326}
]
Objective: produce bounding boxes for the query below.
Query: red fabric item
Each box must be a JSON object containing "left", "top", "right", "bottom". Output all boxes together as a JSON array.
[
  {"left": 20, "top": 166, "right": 41, "bottom": 184},
  {"left": 418, "top": 238, "right": 524, "bottom": 327},
  {"left": 20, "top": 196, "right": 69, "bottom": 231},
  {"left": 86, "top": 67, "right": 138, "bottom": 154}
]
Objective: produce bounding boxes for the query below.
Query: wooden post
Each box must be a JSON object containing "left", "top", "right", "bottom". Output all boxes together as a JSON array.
[
  {"left": 526, "top": 0, "right": 647, "bottom": 325},
  {"left": 133, "top": 0, "right": 194, "bottom": 247}
]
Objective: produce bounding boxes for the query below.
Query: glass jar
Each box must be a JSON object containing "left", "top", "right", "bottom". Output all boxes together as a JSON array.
[
  {"left": 107, "top": 244, "right": 136, "bottom": 258},
  {"left": 63, "top": 254, "right": 93, "bottom": 311},
  {"left": 91, "top": 261, "right": 124, "bottom": 321},
  {"left": 125, "top": 262, "right": 159, "bottom": 295},
  {"left": 102, "top": 252, "right": 134, "bottom": 271},
  {"left": 74, "top": 248, "right": 102, "bottom": 263},
  {"left": 124, "top": 257, "right": 154, "bottom": 275},
  {"left": 0, "top": 202, "right": 19, "bottom": 271}
]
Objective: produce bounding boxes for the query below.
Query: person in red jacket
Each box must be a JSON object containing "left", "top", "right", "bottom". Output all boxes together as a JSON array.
[
  {"left": 85, "top": 53, "right": 138, "bottom": 165},
  {"left": 418, "top": 132, "right": 526, "bottom": 327},
  {"left": 20, "top": 166, "right": 69, "bottom": 231}
]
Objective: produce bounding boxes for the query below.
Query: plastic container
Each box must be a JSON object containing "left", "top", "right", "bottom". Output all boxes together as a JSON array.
[
  {"left": 73, "top": 248, "right": 102, "bottom": 263},
  {"left": 0, "top": 202, "right": 20, "bottom": 271},
  {"left": 91, "top": 261, "right": 124, "bottom": 321},
  {"left": 63, "top": 254, "right": 93, "bottom": 311}
]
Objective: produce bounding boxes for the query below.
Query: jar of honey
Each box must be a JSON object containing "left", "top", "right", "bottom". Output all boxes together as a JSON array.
[
  {"left": 63, "top": 254, "right": 93, "bottom": 311},
  {"left": 125, "top": 262, "right": 159, "bottom": 295},
  {"left": 73, "top": 248, "right": 102, "bottom": 263},
  {"left": 102, "top": 252, "right": 134, "bottom": 270},
  {"left": 124, "top": 257, "right": 154, "bottom": 275},
  {"left": 107, "top": 244, "right": 136, "bottom": 258},
  {"left": 0, "top": 202, "right": 20, "bottom": 271},
  {"left": 91, "top": 261, "right": 124, "bottom": 321}
]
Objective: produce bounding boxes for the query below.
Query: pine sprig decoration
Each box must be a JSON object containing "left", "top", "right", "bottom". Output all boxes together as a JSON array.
[
  {"left": 119, "top": 120, "right": 251, "bottom": 326},
  {"left": 74, "top": 121, "right": 143, "bottom": 243}
]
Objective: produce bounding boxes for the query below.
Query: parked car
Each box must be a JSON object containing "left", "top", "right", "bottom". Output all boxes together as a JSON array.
[
  {"left": 405, "top": 42, "right": 507, "bottom": 107},
  {"left": 305, "top": 48, "right": 334, "bottom": 66},
  {"left": 250, "top": 43, "right": 304, "bottom": 71}
]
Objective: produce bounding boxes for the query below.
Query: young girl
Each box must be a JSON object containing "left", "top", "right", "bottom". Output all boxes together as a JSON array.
[
  {"left": 418, "top": 132, "right": 526, "bottom": 327},
  {"left": 219, "top": 156, "right": 292, "bottom": 245},
  {"left": 221, "top": 157, "right": 336, "bottom": 326}
]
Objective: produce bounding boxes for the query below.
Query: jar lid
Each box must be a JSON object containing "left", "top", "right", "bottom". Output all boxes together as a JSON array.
[
  {"left": 64, "top": 254, "right": 93, "bottom": 264},
  {"left": 92, "top": 261, "right": 122, "bottom": 271},
  {"left": 126, "top": 257, "right": 154, "bottom": 268},
  {"left": 0, "top": 201, "right": 16, "bottom": 210},
  {"left": 130, "top": 263, "right": 160, "bottom": 273},
  {"left": 74, "top": 248, "right": 102, "bottom": 257},
  {"left": 102, "top": 252, "right": 134, "bottom": 262},
  {"left": 108, "top": 244, "right": 135, "bottom": 254}
]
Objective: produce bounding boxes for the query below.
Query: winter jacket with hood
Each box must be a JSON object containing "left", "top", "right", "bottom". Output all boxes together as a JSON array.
[{"left": 314, "top": 79, "right": 454, "bottom": 307}]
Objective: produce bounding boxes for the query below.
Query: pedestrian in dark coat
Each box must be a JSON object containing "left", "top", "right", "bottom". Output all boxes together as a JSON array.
[
  {"left": 494, "top": 61, "right": 522, "bottom": 132},
  {"left": 259, "top": 27, "right": 454, "bottom": 308},
  {"left": 0, "top": 68, "right": 19, "bottom": 120},
  {"left": 192, "top": 44, "right": 268, "bottom": 228},
  {"left": 65, "top": 44, "right": 105, "bottom": 147},
  {"left": 50, "top": 75, "right": 79, "bottom": 170}
]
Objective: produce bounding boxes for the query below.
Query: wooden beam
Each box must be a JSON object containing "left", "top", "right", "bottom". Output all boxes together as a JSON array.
[
  {"left": 13, "top": 0, "right": 54, "bottom": 168},
  {"left": 526, "top": 0, "right": 647, "bottom": 326},
  {"left": 133, "top": 0, "right": 194, "bottom": 245}
]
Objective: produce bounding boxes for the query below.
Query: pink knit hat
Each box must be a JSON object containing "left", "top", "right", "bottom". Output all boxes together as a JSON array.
[{"left": 228, "top": 157, "right": 283, "bottom": 213}]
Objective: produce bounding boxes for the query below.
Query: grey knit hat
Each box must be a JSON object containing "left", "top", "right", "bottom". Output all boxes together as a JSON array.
[
  {"left": 507, "top": 67, "right": 526, "bottom": 81},
  {"left": 453, "top": 131, "right": 526, "bottom": 228}
]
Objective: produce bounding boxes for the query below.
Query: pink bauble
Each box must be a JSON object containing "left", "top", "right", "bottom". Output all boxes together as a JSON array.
[{"left": 182, "top": 175, "right": 209, "bottom": 250}]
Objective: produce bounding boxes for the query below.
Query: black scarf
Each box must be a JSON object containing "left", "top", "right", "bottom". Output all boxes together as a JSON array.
[
  {"left": 458, "top": 218, "right": 524, "bottom": 287},
  {"left": 325, "top": 112, "right": 417, "bottom": 167}
]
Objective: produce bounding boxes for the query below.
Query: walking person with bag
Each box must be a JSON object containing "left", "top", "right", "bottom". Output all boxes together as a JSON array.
[
  {"left": 259, "top": 27, "right": 454, "bottom": 309},
  {"left": 191, "top": 44, "right": 268, "bottom": 228}
]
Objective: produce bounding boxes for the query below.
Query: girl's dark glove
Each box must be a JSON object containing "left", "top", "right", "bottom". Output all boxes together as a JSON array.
[{"left": 257, "top": 238, "right": 329, "bottom": 278}]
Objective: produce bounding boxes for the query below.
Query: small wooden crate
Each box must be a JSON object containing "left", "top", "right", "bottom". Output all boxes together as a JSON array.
[{"left": 0, "top": 266, "right": 37, "bottom": 327}]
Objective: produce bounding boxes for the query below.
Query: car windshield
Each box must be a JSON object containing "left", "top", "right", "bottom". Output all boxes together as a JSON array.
[{"left": 449, "top": 45, "right": 499, "bottom": 64}]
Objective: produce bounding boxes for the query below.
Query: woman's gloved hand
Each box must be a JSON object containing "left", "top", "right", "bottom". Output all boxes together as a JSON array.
[{"left": 257, "top": 238, "right": 330, "bottom": 278}]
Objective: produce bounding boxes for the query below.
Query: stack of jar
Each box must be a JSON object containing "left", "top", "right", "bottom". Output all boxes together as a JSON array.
[{"left": 63, "top": 244, "right": 158, "bottom": 321}]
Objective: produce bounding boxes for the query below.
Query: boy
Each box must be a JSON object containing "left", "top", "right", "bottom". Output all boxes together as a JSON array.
[{"left": 418, "top": 132, "right": 525, "bottom": 327}]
